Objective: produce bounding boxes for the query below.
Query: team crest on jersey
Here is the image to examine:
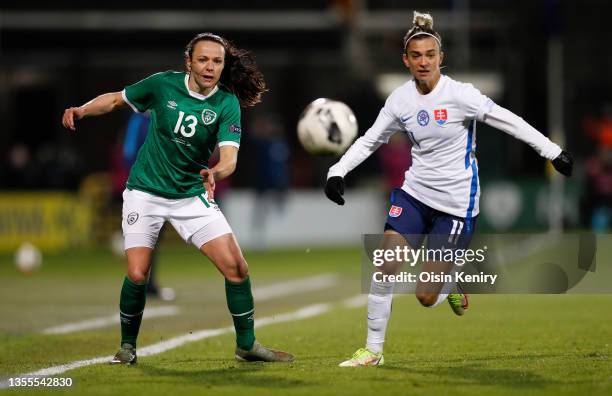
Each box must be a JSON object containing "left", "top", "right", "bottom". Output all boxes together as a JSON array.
[
  {"left": 389, "top": 205, "right": 403, "bottom": 218},
  {"left": 434, "top": 109, "right": 448, "bottom": 125},
  {"left": 201, "top": 109, "right": 217, "bottom": 125},
  {"left": 127, "top": 212, "right": 139, "bottom": 225},
  {"left": 417, "top": 110, "right": 429, "bottom": 126}
]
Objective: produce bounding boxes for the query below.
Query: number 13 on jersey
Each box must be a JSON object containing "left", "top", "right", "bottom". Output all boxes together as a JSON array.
[{"left": 174, "top": 111, "right": 198, "bottom": 137}]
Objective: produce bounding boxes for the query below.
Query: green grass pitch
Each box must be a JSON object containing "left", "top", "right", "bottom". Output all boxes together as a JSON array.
[{"left": 0, "top": 245, "right": 610, "bottom": 395}]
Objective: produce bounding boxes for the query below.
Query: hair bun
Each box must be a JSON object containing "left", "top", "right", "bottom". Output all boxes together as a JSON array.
[{"left": 413, "top": 11, "right": 434, "bottom": 29}]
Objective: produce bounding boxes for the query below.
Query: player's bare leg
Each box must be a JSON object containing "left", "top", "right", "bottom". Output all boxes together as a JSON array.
[
  {"left": 126, "top": 247, "right": 154, "bottom": 284},
  {"left": 416, "top": 260, "right": 468, "bottom": 315},
  {"left": 200, "top": 233, "right": 293, "bottom": 362},
  {"left": 415, "top": 259, "right": 452, "bottom": 306}
]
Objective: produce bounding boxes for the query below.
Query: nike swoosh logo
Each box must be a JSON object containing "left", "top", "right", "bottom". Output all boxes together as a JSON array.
[{"left": 400, "top": 115, "right": 412, "bottom": 123}]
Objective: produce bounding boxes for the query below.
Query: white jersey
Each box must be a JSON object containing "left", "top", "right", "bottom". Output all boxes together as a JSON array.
[{"left": 328, "top": 74, "right": 561, "bottom": 220}]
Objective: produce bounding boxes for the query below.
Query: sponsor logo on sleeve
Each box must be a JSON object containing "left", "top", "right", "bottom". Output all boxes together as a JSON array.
[
  {"left": 229, "top": 124, "right": 242, "bottom": 134},
  {"left": 434, "top": 109, "right": 448, "bottom": 125},
  {"left": 389, "top": 205, "right": 403, "bottom": 218},
  {"left": 417, "top": 110, "right": 429, "bottom": 126}
]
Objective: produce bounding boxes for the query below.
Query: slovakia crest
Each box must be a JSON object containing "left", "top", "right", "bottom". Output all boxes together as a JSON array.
[
  {"left": 434, "top": 109, "right": 448, "bottom": 126},
  {"left": 389, "top": 205, "right": 403, "bottom": 218}
]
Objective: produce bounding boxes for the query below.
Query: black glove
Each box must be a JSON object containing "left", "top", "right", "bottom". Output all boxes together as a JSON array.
[
  {"left": 551, "top": 150, "right": 573, "bottom": 177},
  {"left": 325, "top": 176, "right": 345, "bottom": 205}
]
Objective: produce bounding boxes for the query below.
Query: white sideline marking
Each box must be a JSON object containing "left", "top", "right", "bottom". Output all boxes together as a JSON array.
[
  {"left": 0, "top": 295, "right": 367, "bottom": 388},
  {"left": 492, "top": 234, "right": 556, "bottom": 266},
  {"left": 342, "top": 295, "right": 368, "bottom": 308},
  {"left": 41, "top": 306, "right": 180, "bottom": 335},
  {"left": 138, "top": 303, "right": 332, "bottom": 358},
  {"left": 38, "top": 273, "right": 338, "bottom": 335},
  {"left": 253, "top": 273, "right": 339, "bottom": 301}
]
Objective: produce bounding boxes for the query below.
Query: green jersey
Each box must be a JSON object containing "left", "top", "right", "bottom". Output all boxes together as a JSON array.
[{"left": 122, "top": 71, "right": 241, "bottom": 198}]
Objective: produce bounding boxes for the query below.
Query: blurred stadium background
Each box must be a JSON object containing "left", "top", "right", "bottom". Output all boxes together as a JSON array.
[
  {"left": 1, "top": 0, "right": 611, "bottom": 253},
  {"left": 1, "top": 2, "right": 611, "bottom": 394}
]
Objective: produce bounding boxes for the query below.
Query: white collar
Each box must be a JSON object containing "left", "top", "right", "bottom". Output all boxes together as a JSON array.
[
  {"left": 413, "top": 74, "right": 446, "bottom": 96},
  {"left": 184, "top": 74, "right": 219, "bottom": 100}
]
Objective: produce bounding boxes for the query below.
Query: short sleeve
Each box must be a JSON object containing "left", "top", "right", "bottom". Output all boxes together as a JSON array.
[
  {"left": 458, "top": 82, "right": 495, "bottom": 122},
  {"left": 122, "top": 72, "right": 165, "bottom": 113},
  {"left": 217, "top": 96, "right": 242, "bottom": 148}
]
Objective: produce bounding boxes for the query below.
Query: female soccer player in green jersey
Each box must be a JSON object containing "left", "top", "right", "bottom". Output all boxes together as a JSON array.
[{"left": 62, "top": 33, "right": 293, "bottom": 364}]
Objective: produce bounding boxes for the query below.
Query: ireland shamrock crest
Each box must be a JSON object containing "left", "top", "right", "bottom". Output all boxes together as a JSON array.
[{"left": 201, "top": 109, "right": 217, "bottom": 125}]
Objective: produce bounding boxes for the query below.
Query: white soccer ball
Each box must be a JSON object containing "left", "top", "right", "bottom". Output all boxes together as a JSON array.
[
  {"left": 297, "top": 98, "right": 358, "bottom": 155},
  {"left": 14, "top": 242, "right": 42, "bottom": 274}
]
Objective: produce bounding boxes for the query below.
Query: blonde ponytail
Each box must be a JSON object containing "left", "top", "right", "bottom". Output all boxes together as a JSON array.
[{"left": 403, "top": 11, "right": 442, "bottom": 52}]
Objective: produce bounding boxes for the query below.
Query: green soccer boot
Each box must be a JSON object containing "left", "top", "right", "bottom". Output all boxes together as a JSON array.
[
  {"left": 110, "top": 343, "right": 137, "bottom": 365},
  {"left": 447, "top": 292, "right": 469, "bottom": 316},
  {"left": 235, "top": 341, "right": 294, "bottom": 362},
  {"left": 339, "top": 348, "right": 384, "bottom": 367}
]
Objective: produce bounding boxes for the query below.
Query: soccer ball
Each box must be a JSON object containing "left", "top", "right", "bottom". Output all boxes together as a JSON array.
[
  {"left": 14, "top": 242, "right": 42, "bottom": 274},
  {"left": 297, "top": 98, "right": 358, "bottom": 155}
]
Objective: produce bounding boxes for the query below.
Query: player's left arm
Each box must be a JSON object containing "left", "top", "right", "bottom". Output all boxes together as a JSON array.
[
  {"left": 210, "top": 145, "right": 238, "bottom": 181},
  {"left": 482, "top": 105, "right": 573, "bottom": 176},
  {"left": 199, "top": 145, "right": 238, "bottom": 200},
  {"left": 459, "top": 82, "right": 573, "bottom": 177}
]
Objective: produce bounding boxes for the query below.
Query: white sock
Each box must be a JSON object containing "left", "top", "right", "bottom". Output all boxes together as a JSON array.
[
  {"left": 430, "top": 292, "right": 448, "bottom": 307},
  {"left": 428, "top": 281, "right": 455, "bottom": 308},
  {"left": 365, "top": 279, "right": 394, "bottom": 354}
]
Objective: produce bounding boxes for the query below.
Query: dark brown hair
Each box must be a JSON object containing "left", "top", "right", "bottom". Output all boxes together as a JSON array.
[
  {"left": 185, "top": 33, "right": 267, "bottom": 108},
  {"left": 403, "top": 12, "right": 442, "bottom": 53}
]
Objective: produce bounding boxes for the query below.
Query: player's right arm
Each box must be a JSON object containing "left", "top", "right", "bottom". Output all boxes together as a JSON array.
[
  {"left": 62, "top": 92, "right": 127, "bottom": 131},
  {"left": 325, "top": 92, "right": 405, "bottom": 205}
]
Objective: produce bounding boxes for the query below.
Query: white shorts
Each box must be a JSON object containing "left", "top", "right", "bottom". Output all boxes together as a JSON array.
[{"left": 121, "top": 189, "right": 232, "bottom": 250}]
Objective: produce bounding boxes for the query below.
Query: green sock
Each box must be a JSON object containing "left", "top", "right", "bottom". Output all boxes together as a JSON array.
[
  {"left": 225, "top": 276, "right": 255, "bottom": 350},
  {"left": 119, "top": 276, "right": 147, "bottom": 348}
]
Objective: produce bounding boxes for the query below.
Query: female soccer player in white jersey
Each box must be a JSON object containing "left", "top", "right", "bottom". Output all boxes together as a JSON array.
[
  {"left": 325, "top": 12, "right": 573, "bottom": 367},
  {"left": 62, "top": 33, "right": 293, "bottom": 364}
]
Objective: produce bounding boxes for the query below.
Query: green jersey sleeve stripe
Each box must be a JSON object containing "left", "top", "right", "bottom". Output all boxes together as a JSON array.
[
  {"left": 121, "top": 89, "right": 142, "bottom": 113},
  {"left": 218, "top": 141, "right": 240, "bottom": 148}
]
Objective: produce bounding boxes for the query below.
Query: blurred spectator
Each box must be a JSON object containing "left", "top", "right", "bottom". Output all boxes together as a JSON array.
[
  {"left": 2, "top": 142, "right": 82, "bottom": 190},
  {"left": 581, "top": 109, "right": 612, "bottom": 232},
  {"left": 583, "top": 107, "right": 612, "bottom": 148},
  {"left": 3, "top": 143, "right": 36, "bottom": 188},
  {"left": 247, "top": 113, "right": 290, "bottom": 249},
  {"left": 377, "top": 133, "right": 412, "bottom": 194}
]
